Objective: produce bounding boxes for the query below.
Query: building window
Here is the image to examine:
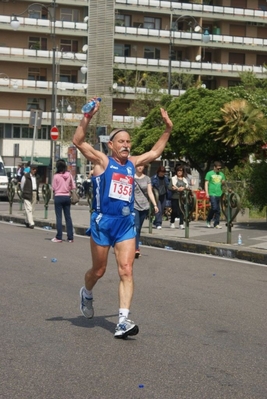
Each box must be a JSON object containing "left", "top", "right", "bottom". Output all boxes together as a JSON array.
[
  {"left": 171, "top": 49, "right": 182, "bottom": 61},
  {"left": 228, "top": 80, "right": 240, "bottom": 87},
  {"left": 114, "top": 44, "right": 131, "bottom": 57},
  {"left": 13, "top": 126, "right": 21, "bottom": 139},
  {"left": 59, "top": 69, "right": 77, "bottom": 83},
  {"left": 27, "top": 98, "right": 46, "bottom": 111},
  {"left": 4, "top": 125, "right": 12, "bottom": 138},
  {"left": 28, "top": 4, "right": 49, "bottom": 19},
  {"left": 144, "top": 46, "right": 160, "bottom": 59},
  {"left": 256, "top": 54, "right": 267, "bottom": 66},
  {"left": 60, "top": 39, "right": 78, "bottom": 53},
  {"left": 144, "top": 17, "right": 161, "bottom": 30},
  {"left": 29, "top": 37, "right": 47, "bottom": 50},
  {"left": 60, "top": 8, "right": 80, "bottom": 22},
  {"left": 38, "top": 127, "right": 49, "bottom": 139},
  {"left": 28, "top": 68, "right": 47, "bottom": 81},
  {"left": 229, "top": 53, "right": 245, "bottom": 65},
  {"left": 0, "top": 124, "right": 3, "bottom": 139},
  {"left": 115, "top": 14, "right": 131, "bottom": 27}
]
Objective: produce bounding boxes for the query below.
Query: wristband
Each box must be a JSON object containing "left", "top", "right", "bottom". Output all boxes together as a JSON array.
[{"left": 84, "top": 113, "right": 92, "bottom": 119}]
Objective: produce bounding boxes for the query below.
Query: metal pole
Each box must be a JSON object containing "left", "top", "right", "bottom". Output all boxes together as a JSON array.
[
  {"left": 49, "top": 0, "right": 56, "bottom": 184},
  {"left": 168, "top": 14, "right": 173, "bottom": 95},
  {"left": 31, "top": 110, "right": 38, "bottom": 164}
]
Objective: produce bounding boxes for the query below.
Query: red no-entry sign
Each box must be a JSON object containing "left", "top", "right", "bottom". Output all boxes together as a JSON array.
[{"left": 50, "top": 126, "right": 59, "bottom": 141}]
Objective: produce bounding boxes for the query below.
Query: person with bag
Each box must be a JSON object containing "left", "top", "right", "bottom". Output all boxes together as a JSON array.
[
  {"left": 20, "top": 163, "right": 40, "bottom": 229},
  {"left": 51, "top": 159, "right": 76, "bottom": 243},
  {"left": 168, "top": 165, "right": 189, "bottom": 229},
  {"left": 134, "top": 165, "right": 158, "bottom": 258},
  {"left": 151, "top": 165, "right": 170, "bottom": 229}
]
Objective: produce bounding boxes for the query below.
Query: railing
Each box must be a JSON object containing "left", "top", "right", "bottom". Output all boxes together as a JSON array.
[
  {"left": 0, "top": 110, "right": 145, "bottom": 126},
  {"left": 113, "top": 86, "right": 185, "bottom": 96},
  {"left": 115, "top": 26, "right": 267, "bottom": 47},
  {"left": 0, "top": 47, "right": 87, "bottom": 62},
  {"left": 114, "top": 56, "right": 267, "bottom": 76},
  {"left": 0, "top": 78, "right": 85, "bottom": 92},
  {"left": 115, "top": 0, "right": 267, "bottom": 18},
  {"left": 0, "top": 15, "right": 87, "bottom": 31}
]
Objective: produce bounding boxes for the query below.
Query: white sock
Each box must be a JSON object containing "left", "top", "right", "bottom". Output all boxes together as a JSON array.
[
  {"left": 119, "top": 308, "right": 129, "bottom": 324},
  {"left": 83, "top": 287, "right": 93, "bottom": 299}
]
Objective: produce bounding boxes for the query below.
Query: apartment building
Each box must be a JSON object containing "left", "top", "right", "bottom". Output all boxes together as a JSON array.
[{"left": 0, "top": 0, "right": 266, "bottom": 178}]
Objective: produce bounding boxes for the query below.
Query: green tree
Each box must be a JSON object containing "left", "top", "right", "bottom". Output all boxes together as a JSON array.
[
  {"left": 247, "top": 161, "right": 267, "bottom": 211},
  {"left": 131, "top": 86, "right": 266, "bottom": 187},
  {"left": 213, "top": 99, "right": 267, "bottom": 147}
]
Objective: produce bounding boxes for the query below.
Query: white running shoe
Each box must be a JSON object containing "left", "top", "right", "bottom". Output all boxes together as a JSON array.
[
  {"left": 80, "top": 287, "right": 94, "bottom": 319},
  {"left": 114, "top": 318, "right": 139, "bottom": 339},
  {"left": 180, "top": 224, "right": 185, "bottom": 229},
  {"left": 170, "top": 223, "right": 175, "bottom": 228},
  {"left": 206, "top": 222, "right": 211, "bottom": 228},
  {"left": 51, "top": 237, "right": 62, "bottom": 243},
  {"left": 214, "top": 225, "right": 222, "bottom": 229},
  {"left": 156, "top": 226, "right": 162, "bottom": 229}
]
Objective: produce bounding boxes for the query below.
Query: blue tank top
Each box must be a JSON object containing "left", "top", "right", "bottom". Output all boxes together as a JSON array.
[{"left": 92, "top": 157, "right": 135, "bottom": 216}]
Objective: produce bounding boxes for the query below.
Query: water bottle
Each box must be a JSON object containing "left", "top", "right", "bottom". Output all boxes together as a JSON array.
[
  {"left": 238, "top": 234, "right": 242, "bottom": 245},
  {"left": 82, "top": 97, "right": 101, "bottom": 116}
]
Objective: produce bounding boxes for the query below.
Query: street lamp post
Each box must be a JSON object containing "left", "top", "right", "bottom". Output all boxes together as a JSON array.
[
  {"left": 10, "top": 1, "right": 57, "bottom": 184},
  {"left": 168, "top": 15, "right": 210, "bottom": 95}
]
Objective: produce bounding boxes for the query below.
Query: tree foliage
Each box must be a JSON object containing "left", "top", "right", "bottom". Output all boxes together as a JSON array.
[
  {"left": 131, "top": 85, "right": 267, "bottom": 187},
  {"left": 213, "top": 99, "right": 267, "bottom": 147}
]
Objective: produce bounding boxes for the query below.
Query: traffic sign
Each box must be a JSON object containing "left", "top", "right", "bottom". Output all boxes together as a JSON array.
[{"left": 50, "top": 126, "right": 59, "bottom": 141}]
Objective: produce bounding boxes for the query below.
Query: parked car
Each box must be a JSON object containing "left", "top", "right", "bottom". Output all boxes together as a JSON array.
[{"left": 0, "top": 156, "right": 9, "bottom": 199}]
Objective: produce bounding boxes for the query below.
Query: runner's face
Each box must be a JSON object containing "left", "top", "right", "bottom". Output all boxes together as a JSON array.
[{"left": 110, "top": 131, "right": 131, "bottom": 159}]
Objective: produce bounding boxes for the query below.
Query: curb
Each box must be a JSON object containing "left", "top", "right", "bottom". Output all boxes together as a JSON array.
[{"left": 1, "top": 214, "right": 267, "bottom": 266}]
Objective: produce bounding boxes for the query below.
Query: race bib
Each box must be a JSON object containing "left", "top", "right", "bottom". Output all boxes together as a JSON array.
[{"left": 109, "top": 172, "right": 133, "bottom": 201}]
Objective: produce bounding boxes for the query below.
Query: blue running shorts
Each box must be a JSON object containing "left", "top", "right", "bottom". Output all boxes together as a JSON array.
[{"left": 86, "top": 212, "right": 136, "bottom": 247}]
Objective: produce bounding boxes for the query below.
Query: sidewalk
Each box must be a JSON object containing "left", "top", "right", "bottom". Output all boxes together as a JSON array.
[{"left": 1, "top": 200, "right": 267, "bottom": 265}]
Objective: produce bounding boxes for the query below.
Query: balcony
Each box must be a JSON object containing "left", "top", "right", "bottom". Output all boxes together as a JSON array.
[
  {"left": 0, "top": 15, "right": 87, "bottom": 36},
  {"left": 115, "top": 0, "right": 267, "bottom": 24},
  {"left": 115, "top": 26, "right": 267, "bottom": 53},
  {"left": 114, "top": 56, "right": 267, "bottom": 79}
]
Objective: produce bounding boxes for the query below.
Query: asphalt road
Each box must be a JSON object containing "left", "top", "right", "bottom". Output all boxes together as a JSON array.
[{"left": 1, "top": 222, "right": 267, "bottom": 399}]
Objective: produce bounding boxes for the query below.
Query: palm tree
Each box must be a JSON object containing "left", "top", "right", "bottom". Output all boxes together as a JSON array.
[{"left": 213, "top": 99, "right": 267, "bottom": 147}]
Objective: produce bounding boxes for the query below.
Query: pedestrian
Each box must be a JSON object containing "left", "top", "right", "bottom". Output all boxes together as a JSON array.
[
  {"left": 205, "top": 161, "right": 226, "bottom": 229},
  {"left": 151, "top": 165, "right": 170, "bottom": 229},
  {"left": 169, "top": 165, "right": 189, "bottom": 229},
  {"left": 16, "top": 163, "right": 24, "bottom": 183},
  {"left": 20, "top": 163, "right": 40, "bottom": 229},
  {"left": 51, "top": 159, "right": 76, "bottom": 243},
  {"left": 134, "top": 165, "right": 158, "bottom": 258},
  {"left": 73, "top": 98, "right": 173, "bottom": 339},
  {"left": 24, "top": 161, "right": 30, "bottom": 174}
]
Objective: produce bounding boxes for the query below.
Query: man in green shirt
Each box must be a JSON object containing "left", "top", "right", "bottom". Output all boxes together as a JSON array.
[{"left": 205, "top": 161, "right": 226, "bottom": 228}]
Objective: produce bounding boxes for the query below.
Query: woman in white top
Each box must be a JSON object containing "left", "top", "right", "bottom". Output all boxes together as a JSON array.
[{"left": 168, "top": 165, "right": 189, "bottom": 229}]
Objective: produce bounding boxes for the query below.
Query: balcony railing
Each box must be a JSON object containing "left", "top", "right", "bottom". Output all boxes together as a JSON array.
[
  {"left": 0, "top": 15, "right": 87, "bottom": 31},
  {"left": 0, "top": 78, "right": 85, "bottom": 93},
  {"left": 115, "top": 0, "right": 267, "bottom": 19},
  {"left": 0, "top": 110, "right": 144, "bottom": 126},
  {"left": 0, "top": 47, "right": 87, "bottom": 63},
  {"left": 115, "top": 26, "right": 267, "bottom": 48},
  {"left": 114, "top": 56, "right": 267, "bottom": 78}
]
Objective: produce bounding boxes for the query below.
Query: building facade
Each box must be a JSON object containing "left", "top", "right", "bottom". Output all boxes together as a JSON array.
[{"left": 0, "top": 0, "right": 266, "bottom": 177}]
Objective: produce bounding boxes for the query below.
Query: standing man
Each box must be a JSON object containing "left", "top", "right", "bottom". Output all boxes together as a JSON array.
[
  {"left": 205, "top": 161, "right": 226, "bottom": 229},
  {"left": 73, "top": 99, "right": 173, "bottom": 339},
  {"left": 21, "top": 164, "right": 40, "bottom": 229}
]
